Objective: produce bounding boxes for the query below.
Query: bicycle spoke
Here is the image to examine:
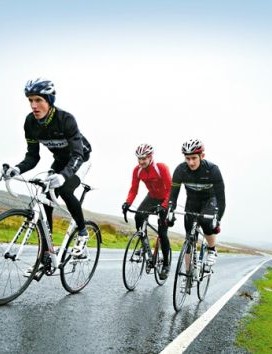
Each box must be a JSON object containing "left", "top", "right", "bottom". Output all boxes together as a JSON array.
[
  {"left": 173, "top": 242, "right": 191, "bottom": 312},
  {"left": 0, "top": 209, "right": 42, "bottom": 305},
  {"left": 197, "top": 247, "right": 212, "bottom": 300},
  {"left": 122, "top": 233, "right": 145, "bottom": 291},
  {"left": 60, "top": 221, "right": 101, "bottom": 293}
]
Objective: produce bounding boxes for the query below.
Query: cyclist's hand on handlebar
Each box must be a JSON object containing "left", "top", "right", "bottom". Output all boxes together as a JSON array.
[
  {"left": 167, "top": 214, "right": 176, "bottom": 227},
  {"left": 122, "top": 202, "right": 130, "bottom": 223},
  {"left": 156, "top": 204, "right": 167, "bottom": 215},
  {"left": 213, "top": 222, "right": 221, "bottom": 234},
  {"left": 1, "top": 164, "right": 20, "bottom": 178},
  {"left": 122, "top": 202, "right": 130, "bottom": 213},
  {"left": 46, "top": 173, "right": 65, "bottom": 188}
]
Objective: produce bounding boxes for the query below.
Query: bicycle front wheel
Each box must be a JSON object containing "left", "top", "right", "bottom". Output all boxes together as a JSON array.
[
  {"left": 0, "top": 209, "right": 43, "bottom": 305},
  {"left": 197, "top": 246, "right": 212, "bottom": 300},
  {"left": 122, "top": 232, "right": 145, "bottom": 291},
  {"left": 60, "top": 221, "right": 101, "bottom": 294},
  {"left": 154, "top": 239, "right": 172, "bottom": 286},
  {"left": 173, "top": 241, "right": 192, "bottom": 312}
]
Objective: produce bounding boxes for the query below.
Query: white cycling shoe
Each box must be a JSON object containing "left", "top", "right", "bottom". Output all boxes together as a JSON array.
[
  {"left": 71, "top": 234, "right": 89, "bottom": 256},
  {"left": 206, "top": 250, "right": 217, "bottom": 266}
]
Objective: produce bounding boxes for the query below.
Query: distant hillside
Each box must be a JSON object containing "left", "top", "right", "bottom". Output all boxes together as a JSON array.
[
  {"left": 0, "top": 189, "right": 182, "bottom": 238},
  {"left": 0, "top": 190, "right": 269, "bottom": 255}
]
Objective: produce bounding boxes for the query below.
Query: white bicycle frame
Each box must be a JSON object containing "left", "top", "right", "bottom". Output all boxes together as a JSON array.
[{"left": 2, "top": 161, "right": 92, "bottom": 269}]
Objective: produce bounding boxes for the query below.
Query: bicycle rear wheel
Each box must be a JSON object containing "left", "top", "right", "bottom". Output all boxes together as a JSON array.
[
  {"left": 173, "top": 241, "right": 192, "bottom": 312},
  {"left": 60, "top": 221, "right": 101, "bottom": 293},
  {"left": 154, "top": 238, "right": 172, "bottom": 286},
  {"left": 0, "top": 209, "right": 43, "bottom": 305},
  {"left": 197, "top": 245, "right": 212, "bottom": 300},
  {"left": 122, "top": 232, "right": 145, "bottom": 291}
]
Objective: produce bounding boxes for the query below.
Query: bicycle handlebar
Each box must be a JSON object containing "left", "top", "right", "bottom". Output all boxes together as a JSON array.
[
  {"left": 1, "top": 172, "right": 59, "bottom": 207},
  {"left": 173, "top": 210, "right": 216, "bottom": 220},
  {"left": 123, "top": 207, "right": 160, "bottom": 223}
]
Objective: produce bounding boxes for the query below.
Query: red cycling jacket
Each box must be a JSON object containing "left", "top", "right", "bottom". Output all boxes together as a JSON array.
[{"left": 126, "top": 162, "right": 172, "bottom": 208}]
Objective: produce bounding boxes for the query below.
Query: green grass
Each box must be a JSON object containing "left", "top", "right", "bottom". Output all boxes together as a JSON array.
[
  {"left": 0, "top": 215, "right": 258, "bottom": 254},
  {"left": 236, "top": 267, "right": 272, "bottom": 353}
]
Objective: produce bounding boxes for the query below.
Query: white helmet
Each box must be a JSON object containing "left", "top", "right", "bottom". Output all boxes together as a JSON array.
[
  {"left": 135, "top": 144, "right": 154, "bottom": 158},
  {"left": 182, "top": 138, "right": 204, "bottom": 155}
]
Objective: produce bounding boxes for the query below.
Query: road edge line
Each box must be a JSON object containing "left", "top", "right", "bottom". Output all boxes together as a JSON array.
[{"left": 160, "top": 258, "right": 271, "bottom": 354}]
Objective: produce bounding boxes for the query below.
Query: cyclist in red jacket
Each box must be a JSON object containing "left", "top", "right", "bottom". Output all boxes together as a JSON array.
[{"left": 122, "top": 143, "right": 172, "bottom": 279}]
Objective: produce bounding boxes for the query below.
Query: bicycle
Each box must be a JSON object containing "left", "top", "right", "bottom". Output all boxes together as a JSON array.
[
  {"left": 0, "top": 169, "right": 102, "bottom": 306},
  {"left": 171, "top": 209, "right": 217, "bottom": 312},
  {"left": 122, "top": 207, "right": 172, "bottom": 291}
]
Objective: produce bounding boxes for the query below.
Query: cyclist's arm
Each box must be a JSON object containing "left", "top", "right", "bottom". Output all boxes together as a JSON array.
[
  {"left": 126, "top": 166, "right": 140, "bottom": 205},
  {"left": 16, "top": 119, "right": 41, "bottom": 173},
  {"left": 157, "top": 163, "right": 172, "bottom": 208},
  {"left": 169, "top": 165, "right": 183, "bottom": 210},
  {"left": 212, "top": 166, "right": 226, "bottom": 220},
  {"left": 59, "top": 114, "right": 85, "bottom": 180}
]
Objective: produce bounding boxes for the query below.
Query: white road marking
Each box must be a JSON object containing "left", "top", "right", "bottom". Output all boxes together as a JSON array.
[{"left": 160, "top": 258, "right": 271, "bottom": 354}]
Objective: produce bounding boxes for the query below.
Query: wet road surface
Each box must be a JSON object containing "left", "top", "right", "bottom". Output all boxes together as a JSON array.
[{"left": 0, "top": 250, "right": 269, "bottom": 354}]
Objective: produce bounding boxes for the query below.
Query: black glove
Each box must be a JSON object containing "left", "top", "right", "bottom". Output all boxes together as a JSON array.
[
  {"left": 2, "top": 164, "right": 20, "bottom": 178},
  {"left": 122, "top": 202, "right": 130, "bottom": 212},
  {"left": 213, "top": 221, "right": 221, "bottom": 234},
  {"left": 156, "top": 204, "right": 167, "bottom": 215},
  {"left": 167, "top": 215, "right": 176, "bottom": 227}
]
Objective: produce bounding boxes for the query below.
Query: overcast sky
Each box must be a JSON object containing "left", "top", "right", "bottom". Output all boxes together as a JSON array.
[{"left": 1, "top": 0, "right": 271, "bottom": 246}]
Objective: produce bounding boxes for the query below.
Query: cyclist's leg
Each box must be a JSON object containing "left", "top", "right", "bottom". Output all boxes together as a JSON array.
[
  {"left": 158, "top": 210, "right": 170, "bottom": 266},
  {"left": 58, "top": 175, "right": 83, "bottom": 229},
  {"left": 201, "top": 198, "right": 219, "bottom": 265},
  {"left": 184, "top": 200, "right": 200, "bottom": 271},
  {"left": 58, "top": 175, "right": 89, "bottom": 255},
  {"left": 135, "top": 195, "right": 157, "bottom": 230}
]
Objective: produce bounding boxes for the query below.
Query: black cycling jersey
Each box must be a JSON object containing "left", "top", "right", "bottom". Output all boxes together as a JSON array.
[
  {"left": 16, "top": 107, "right": 91, "bottom": 180},
  {"left": 170, "top": 159, "right": 226, "bottom": 220}
]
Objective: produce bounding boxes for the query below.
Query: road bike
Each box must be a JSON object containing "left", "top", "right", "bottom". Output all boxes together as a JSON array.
[
  {"left": 0, "top": 169, "right": 102, "bottom": 305},
  {"left": 122, "top": 207, "right": 172, "bottom": 291},
  {"left": 171, "top": 209, "right": 217, "bottom": 312}
]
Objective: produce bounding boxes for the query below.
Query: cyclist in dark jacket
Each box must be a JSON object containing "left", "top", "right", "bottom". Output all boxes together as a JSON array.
[
  {"left": 4, "top": 78, "right": 92, "bottom": 256},
  {"left": 169, "top": 138, "right": 226, "bottom": 266}
]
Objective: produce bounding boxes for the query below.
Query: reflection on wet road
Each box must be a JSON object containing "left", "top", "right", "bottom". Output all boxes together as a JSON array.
[{"left": 0, "top": 250, "right": 267, "bottom": 354}]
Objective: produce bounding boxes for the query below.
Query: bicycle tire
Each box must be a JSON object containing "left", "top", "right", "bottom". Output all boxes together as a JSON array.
[
  {"left": 173, "top": 241, "right": 192, "bottom": 312},
  {"left": 0, "top": 209, "right": 43, "bottom": 305},
  {"left": 197, "top": 245, "right": 212, "bottom": 301},
  {"left": 60, "top": 220, "right": 101, "bottom": 294},
  {"left": 122, "top": 232, "right": 145, "bottom": 291},
  {"left": 154, "top": 239, "right": 172, "bottom": 286}
]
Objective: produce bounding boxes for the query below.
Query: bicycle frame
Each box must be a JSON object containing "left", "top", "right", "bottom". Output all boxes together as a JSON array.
[
  {"left": 0, "top": 165, "right": 102, "bottom": 305},
  {"left": 122, "top": 207, "right": 172, "bottom": 290},
  {"left": 125, "top": 209, "right": 160, "bottom": 260},
  {"left": 172, "top": 209, "right": 216, "bottom": 311},
  {"left": 3, "top": 174, "right": 91, "bottom": 271}
]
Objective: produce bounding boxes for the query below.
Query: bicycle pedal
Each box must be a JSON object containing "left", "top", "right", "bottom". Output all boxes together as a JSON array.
[{"left": 33, "top": 268, "right": 45, "bottom": 282}]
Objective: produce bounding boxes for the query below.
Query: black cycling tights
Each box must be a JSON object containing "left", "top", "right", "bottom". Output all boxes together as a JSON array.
[
  {"left": 136, "top": 195, "right": 170, "bottom": 265},
  {"left": 44, "top": 175, "right": 85, "bottom": 233}
]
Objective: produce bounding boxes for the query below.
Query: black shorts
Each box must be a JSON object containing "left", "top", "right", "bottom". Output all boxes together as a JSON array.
[{"left": 185, "top": 197, "right": 217, "bottom": 236}]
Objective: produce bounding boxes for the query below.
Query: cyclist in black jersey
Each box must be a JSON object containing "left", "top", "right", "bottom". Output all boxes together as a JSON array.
[
  {"left": 169, "top": 138, "right": 226, "bottom": 265},
  {"left": 3, "top": 78, "right": 92, "bottom": 257}
]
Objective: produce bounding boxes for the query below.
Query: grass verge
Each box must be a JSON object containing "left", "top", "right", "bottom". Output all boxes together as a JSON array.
[{"left": 235, "top": 267, "right": 272, "bottom": 353}]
